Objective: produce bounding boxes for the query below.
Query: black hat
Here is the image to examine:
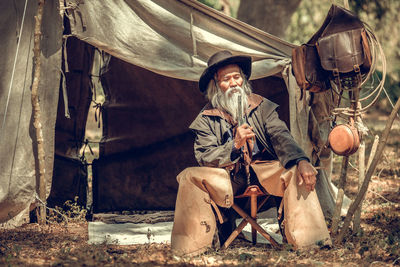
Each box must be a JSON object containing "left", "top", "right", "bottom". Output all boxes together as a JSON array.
[{"left": 199, "top": 50, "right": 252, "bottom": 93}]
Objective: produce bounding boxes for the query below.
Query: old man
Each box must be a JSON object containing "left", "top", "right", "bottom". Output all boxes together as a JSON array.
[{"left": 171, "top": 50, "right": 331, "bottom": 255}]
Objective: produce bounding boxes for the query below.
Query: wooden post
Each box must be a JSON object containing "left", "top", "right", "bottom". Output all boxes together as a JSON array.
[
  {"left": 250, "top": 193, "right": 257, "bottom": 245},
  {"left": 331, "top": 156, "right": 349, "bottom": 234},
  {"left": 367, "top": 136, "right": 379, "bottom": 171},
  {"left": 32, "top": 0, "right": 46, "bottom": 224},
  {"left": 353, "top": 105, "right": 366, "bottom": 233},
  {"left": 336, "top": 96, "right": 400, "bottom": 244},
  {"left": 352, "top": 135, "right": 379, "bottom": 233},
  {"left": 353, "top": 141, "right": 365, "bottom": 233}
]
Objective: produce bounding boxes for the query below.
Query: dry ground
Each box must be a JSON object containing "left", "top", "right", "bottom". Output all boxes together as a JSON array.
[{"left": 1, "top": 115, "right": 399, "bottom": 266}]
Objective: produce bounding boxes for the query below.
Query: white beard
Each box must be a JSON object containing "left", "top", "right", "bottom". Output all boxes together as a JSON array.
[{"left": 213, "top": 86, "right": 248, "bottom": 122}]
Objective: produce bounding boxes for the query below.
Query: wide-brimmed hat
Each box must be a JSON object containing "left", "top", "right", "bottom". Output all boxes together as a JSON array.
[{"left": 199, "top": 50, "right": 252, "bottom": 93}]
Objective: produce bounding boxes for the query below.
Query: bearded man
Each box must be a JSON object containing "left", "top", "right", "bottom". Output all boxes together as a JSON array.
[{"left": 171, "top": 50, "right": 331, "bottom": 255}]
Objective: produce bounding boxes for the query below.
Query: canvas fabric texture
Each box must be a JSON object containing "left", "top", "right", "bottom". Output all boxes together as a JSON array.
[{"left": 0, "top": 0, "right": 62, "bottom": 226}]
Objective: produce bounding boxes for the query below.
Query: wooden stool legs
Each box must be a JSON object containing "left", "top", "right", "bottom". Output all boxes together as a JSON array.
[
  {"left": 250, "top": 190, "right": 258, "bottom": 245},
  {"left": 221, "top": 186, "right": 281, "bottom": 249}
]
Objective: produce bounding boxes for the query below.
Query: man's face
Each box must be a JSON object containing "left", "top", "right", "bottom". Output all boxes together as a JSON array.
[{"left": 216, "top": 64, "right": 243, "bottom": 93}]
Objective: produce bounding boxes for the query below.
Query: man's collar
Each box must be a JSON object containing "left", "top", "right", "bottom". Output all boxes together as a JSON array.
[{"left": 201, "top": 93, "right": 263, "bottom": 124}]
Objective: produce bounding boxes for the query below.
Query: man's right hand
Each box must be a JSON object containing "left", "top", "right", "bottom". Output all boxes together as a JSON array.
[{"left": 234, "top": 124, "right": 255, "bottom": 149}]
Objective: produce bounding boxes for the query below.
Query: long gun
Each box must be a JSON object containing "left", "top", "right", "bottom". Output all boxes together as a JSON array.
[
  {"left": 237, "top": 94, "right": 251, "bottom": 185},
  {"left": 237, "top": 94, "right": 245, "bottom": 126}
]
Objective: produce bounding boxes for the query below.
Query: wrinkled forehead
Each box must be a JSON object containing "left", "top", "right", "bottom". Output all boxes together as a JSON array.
[{"left": 216, "top": 64, "right": 241, "bottom": 80}]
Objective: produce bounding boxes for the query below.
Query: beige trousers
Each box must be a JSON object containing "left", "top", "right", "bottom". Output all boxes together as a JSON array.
[{"left": 171, "top": 161, "right": 331, "bottom": 255}]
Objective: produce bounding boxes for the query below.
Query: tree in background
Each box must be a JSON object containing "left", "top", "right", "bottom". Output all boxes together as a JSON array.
[
  {"left": 197, "top": 0, "right": 240, "bottom": 17},
  {"left": 237, "top": 0, "right": 302, "bottom": 39}
]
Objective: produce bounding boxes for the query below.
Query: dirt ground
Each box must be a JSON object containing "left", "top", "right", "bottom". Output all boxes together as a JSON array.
[{"left": 1, "top": 115, "right": 399, "bottom": 266}]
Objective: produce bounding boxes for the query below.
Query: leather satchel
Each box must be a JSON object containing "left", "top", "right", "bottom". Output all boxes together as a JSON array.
[
  {"left": 291, "top": 4, "right": 372, "bottom": 93},
  {"left": 317, "top": 27, "right": 371, "bottom": 78},
  {"left": 292, "top": 44, "right": 330, "bottom": 93},
  {"left": 314, "top": 5, "right": 372, "bottom": 78}
]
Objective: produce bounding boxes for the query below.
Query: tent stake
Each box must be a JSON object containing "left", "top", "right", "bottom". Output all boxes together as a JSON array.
[
  {"left": 353, "top": 105, "right": 366, "bottom": 233},
  {"left": 353, "top": 140, "right": 365, "bottom": 233},
  {"left": 336, "top": 96, "right": 400, "bottom": 244},
  {"left": 331, "top": 155, "right": 349, "bottom": 234},
  {"left": 31, "top": 0, "right": 46, "bottom": 224}
]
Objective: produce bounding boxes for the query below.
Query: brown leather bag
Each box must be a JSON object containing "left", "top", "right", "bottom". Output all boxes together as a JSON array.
[
  {"left": 291, "top": 4, "right": 372, "bottom": 93},
  {"left": 292, "top": 44, "right": 330, "bottom": 93},
  {"left": 317, "top": 28, "right": 371, "bottom": 77},
  {"left": 314, "top": 5, "right": 372, "bottom": 78}
]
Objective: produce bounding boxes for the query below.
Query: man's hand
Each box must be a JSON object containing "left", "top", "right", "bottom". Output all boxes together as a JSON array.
[
  {"left": 234, "top": 124, "right": 255, "bottom": 149},
  {"left": 297, "top": 160, "right": 318, "bottom": 192}
]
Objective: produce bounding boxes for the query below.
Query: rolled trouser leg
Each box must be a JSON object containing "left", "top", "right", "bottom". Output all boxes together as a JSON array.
[{"left": 171, "top": 167, "right": 233, "bottom": 255}]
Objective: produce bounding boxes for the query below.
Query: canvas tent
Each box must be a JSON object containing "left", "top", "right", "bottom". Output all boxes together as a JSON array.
[{"left": 0, "top": 0, "right": 338, "bottom": 228}]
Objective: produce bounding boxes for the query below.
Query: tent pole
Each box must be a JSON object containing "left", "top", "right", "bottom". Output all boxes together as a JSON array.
[
  {"left": 32, "top": 0, "right": 46, "bottom": 224},
  {"left": 353, "top": 103, "right": 368, "bottom": 234},
  {"left": 353, "top": 138, "right": 365, "bottom": 233}
]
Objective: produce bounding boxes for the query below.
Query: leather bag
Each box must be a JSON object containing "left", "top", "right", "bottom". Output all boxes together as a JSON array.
[
  {"left": 291, "top": 4, "right": 372, "bottom": 93},
  {"left": 292, "top": 44, "right": 330, "bottom": 93},
  {"left": 317, "top": 28, "right": 371, "bottom": 77},
  {"left": 314, "top": 5, "right": 372, "bottom": 78}
]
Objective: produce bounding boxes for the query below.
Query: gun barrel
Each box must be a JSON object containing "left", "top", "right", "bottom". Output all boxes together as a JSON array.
[{"left": 238, "top": 94, "right": 244, "bottom": 125}]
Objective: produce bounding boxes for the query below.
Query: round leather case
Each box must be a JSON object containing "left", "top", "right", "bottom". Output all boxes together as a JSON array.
[{"left": 328, "top": 123, "right": 360, "bottom": 156}]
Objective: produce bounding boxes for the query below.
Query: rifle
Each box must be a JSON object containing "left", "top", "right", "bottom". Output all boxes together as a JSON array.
[
  {"left": 237, "top": 94, "right": 245, "bottom": 126},
  {"left": 237, "top": 94, "right": 252, "bottom": 185}
]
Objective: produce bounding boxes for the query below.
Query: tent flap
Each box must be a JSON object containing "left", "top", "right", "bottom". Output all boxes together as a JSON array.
[
  {"left": 66, "top": 0, "right": 293, "bottom": 81},
  {"left": 0, "top": 0, "right": 63, "bottom": 224}
]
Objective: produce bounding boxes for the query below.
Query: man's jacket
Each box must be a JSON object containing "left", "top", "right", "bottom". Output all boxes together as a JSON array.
[{"left": 189, "top": 93, "right": 308, "bottom": 169}]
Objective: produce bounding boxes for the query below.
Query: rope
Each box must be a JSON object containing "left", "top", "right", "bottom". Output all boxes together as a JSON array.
[
  {"left": 5, "top": 0, "right": 31, "bottom": 193},
  {"left": 1, "top": 0, "right": 29, "bottom": 142},
  {"left": 8, "top": 29, "right": 34, "bottom": 195},
  {"left": 329, "top": 26, "right": 387, "bottom": 120},
  {"left": 92, "top": 101, "right": 102, "bottom": 128},
  {"left": 80, "top": 139, "right": 94, "bottom": 162},
  {"left": 381, "top": 82, "right": 400, "bottom": 122}
]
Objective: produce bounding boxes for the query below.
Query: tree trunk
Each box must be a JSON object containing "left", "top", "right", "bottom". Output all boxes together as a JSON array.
[{"left": 237, "top": 0, "right": 302, "bottom": 38}]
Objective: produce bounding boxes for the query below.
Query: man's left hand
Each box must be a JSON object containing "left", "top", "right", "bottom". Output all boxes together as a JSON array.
[{"left": 297, "top": 160, "right": 318, "bottom": 191}]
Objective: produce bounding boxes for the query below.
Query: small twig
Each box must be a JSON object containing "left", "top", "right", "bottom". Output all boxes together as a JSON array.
[
  {"left": 348, "top": 161, "right": 387, "bottom": 180},
  {"left": 366, "top": 135, "right": 379, "bottom": 170},
  {"left": 348, "top": 161, "right": 359, "bottom": 172},
  {"left": 382, "top": 152, "right": 391, "bottom": 163},
  {"left": 368, "top": 189, "right": 398, "bottom": 205},
  {"left": 393, "top": 256, "right": 400, "bottom": 265},
  {"left": 274, "top": 256, "right": 283, "bottom": 266},
  {"left": 376, "top": 168, "right": 384, "bottom": 179},
  {"left": 35, "top": 194, "right": 69, "bottom": 224}
]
